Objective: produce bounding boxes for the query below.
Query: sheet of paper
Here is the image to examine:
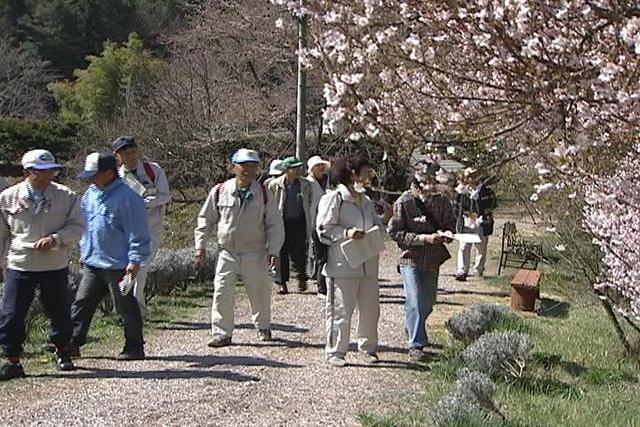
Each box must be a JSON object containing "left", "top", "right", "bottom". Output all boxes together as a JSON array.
[
  {"left": 454, "top": 233, "right": 482, "bottom": 243},
  {"left": 438, "top": 230, "right": 454, "bottom": 240},
  {"left": 340, "top": 226, "right": 385, "bottom": 269},
  {"left": 21, "top": 242, "right": 59, "bottom": 251},
  {"left": 119, "top": 274, "right": 137, "bottom": 296}
]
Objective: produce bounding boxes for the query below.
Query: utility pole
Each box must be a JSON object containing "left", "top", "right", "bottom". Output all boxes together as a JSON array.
[{"left": 295, "top": 0, "right": 308, "bottom": 161}]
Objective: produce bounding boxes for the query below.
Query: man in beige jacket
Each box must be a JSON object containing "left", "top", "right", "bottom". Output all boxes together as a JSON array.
[
  {"left": 113, "top": 136, "right": 171, "bottom": 317},
  {"left": 267, "top": 156, "right": 313, "bottom": 294},
  {"left": 0, "top": 149, "right": 84, "bottom": 380},
  {"left": 195, "top": 149, "right": 284, "bottom": 346}
]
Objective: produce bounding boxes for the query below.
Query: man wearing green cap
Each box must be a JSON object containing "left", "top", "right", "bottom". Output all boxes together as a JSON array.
[{"left": 267, "top": 156, "right": 313, "bottom": 294}]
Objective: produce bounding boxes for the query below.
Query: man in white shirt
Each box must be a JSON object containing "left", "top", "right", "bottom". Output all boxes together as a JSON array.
[
  {"left": 112, "top": 136, "right": 171, "bottom": 317},
  {"left": 0, "top": 149, "right": 84, "bottom": 380},
  {"left": 306, "top": 155, "right": 332, "bottom": 296}
]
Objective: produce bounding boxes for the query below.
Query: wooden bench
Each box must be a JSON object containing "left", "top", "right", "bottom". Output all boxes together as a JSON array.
[
  {"left": 498, "top": 222, "right": 543, "bottom": 275},
  {"left": 510, "top": 269, "right": 541, "bottom": 311}
]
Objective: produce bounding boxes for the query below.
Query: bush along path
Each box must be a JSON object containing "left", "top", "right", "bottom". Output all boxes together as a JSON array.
[{"left": 0, "top": 231, "right": 513, "bottom": 426}]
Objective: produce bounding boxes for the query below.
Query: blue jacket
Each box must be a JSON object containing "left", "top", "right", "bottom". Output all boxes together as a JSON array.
[{"left": 80, "top": 178, "right": 150, "bottom": 269}]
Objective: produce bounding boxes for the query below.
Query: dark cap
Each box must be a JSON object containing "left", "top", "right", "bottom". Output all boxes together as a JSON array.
[
  {"left": 111, "top": 136, "right": 136, "bottom": 153},
  {"left": 77, "top": 152, "right": 118, "bottom": 179}
]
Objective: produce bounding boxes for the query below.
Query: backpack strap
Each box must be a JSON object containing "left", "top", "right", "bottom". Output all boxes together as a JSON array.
[
  {"left": 142, "top": 161, "right": 156, "bottom": 182},
  {"left": 260, "top": 183, "right": 268, "bottom": 206}
]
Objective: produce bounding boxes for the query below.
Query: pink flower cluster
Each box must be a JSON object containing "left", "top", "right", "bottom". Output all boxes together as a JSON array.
[
  {"left": 272, "top": 1, "right": 639, "bottom": 174},
  {"left": 584, "top": 146, "right": 640, "bottom": 320}
]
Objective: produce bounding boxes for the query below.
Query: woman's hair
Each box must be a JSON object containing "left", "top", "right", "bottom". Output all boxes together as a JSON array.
[{"left": 331, "top": 155, "right": 372, "bottom": 186}]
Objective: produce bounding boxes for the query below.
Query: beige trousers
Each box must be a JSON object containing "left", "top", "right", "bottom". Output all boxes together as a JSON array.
[
  {"left": 211, "top": 249, "right": 272, "bottom": 338},
  {"left": 134, "top": 226, "right": 164, "bottom": 318},
  {"left": 326, "top": 276, "right": 380, "bottom": 357}
]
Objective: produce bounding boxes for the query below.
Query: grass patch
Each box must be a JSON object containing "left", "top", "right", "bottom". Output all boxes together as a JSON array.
[{"left": 361, "top": 262, "right": 640, "bottom": 426}]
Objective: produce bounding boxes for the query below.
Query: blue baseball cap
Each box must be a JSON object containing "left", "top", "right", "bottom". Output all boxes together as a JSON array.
[
  {"left": 231, "top": 148, "right": 260, "bottom": 164},
  {"left": 111, "top": 136, "right": 137, "bottom": 153}
]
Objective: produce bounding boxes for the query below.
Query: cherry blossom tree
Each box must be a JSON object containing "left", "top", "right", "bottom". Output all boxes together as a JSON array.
[
  {"left": 584, "top": 146, "right": 640, "bottom": 322},
  {"left": 270, "top": 0, "right": 640, "bottom": 348}
]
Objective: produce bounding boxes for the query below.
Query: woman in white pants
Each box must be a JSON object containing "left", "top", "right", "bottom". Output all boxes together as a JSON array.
[{"left": 316, "top": 155, "right": 391, "bottom": 367}]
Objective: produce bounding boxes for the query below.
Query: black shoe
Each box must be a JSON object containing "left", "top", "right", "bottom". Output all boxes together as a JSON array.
[
  {"left": 0, "top": 362, "right": 25, "bottom": 381},
  {"left": 455, "top": 273, "right": 467, "bottom": 282},
  {"left": 276, "top": 282, "right": 289, "bottom": 295},
  {"left": 67, "top": 345, "right": 81, "bottom": 358},
  {"left": 116, "top": 348, "right": 145, "bottom": 361},
  {"left": 297, "top": 278, "right": 308, "bottom": 292},
  {"left": 55, "top": 352, "right": 76, "bottom": 371}
]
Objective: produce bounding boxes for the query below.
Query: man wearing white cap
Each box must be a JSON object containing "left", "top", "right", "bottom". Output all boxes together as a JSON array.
[
  {"left": 267, "top": 156, "right": 313, "bottom": 294},
  {"left": 263, "top": 159, "right": 284, "bottom": 187},
  {"left": 112, "top": 136, "right": 171, "bottom": 317},
  {"left": 306, "top": 155, "right": 332, "bottom": 296},
  {"left": 70, "top": 152, "right": 150, "bottom": 360},
  {"left": 0, "top": 150, "right": 83, "bottom": 380},
  {"left": 195, "top": 148, "right": 284, "bottom": 346}
]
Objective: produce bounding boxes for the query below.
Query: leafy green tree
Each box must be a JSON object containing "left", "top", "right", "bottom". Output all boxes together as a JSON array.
[
  {"left": 1, "top": 0, "right": 190, "bottom": 76},
  {"left": 49, "top": 33, "right": 163, "bottom": 122},
  {"left": 0, "top": 117, "right": 78, "bottom": 168}
]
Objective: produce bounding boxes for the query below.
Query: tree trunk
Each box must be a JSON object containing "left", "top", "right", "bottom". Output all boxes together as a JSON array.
[{"left": 600, "top": 299, "right": 631, "bottom": 353}]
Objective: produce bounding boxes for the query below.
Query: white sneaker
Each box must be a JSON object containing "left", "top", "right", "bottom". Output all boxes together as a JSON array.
[{"left": 327, "top": 356, "right": 347, "bottom": 367}]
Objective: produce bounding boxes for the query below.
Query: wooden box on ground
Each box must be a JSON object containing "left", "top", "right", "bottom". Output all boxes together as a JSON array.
[{"left": 511, "top": 269, "right": 541, "bottom": 312}]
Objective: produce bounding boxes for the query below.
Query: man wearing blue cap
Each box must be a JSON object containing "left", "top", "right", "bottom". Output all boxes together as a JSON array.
[
  {"left": 69, "top": 152, "right": 150, "bottom": 360},
  {"left": 112, "top": 136, "right": 171, "bottom": 318},
  {"left": 195, "top": 148, "right": 284, "bottom": 346},
  {"left": 0, "top": 149, "right": 83, "bottom": 380}
]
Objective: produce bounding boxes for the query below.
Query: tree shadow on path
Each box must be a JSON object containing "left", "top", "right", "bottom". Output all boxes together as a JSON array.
[
  {"left": 36, "top": 367, "right": 260, "bottom": 382},
  {"left": 148, "top": 354, "right": 303, "bottom": 369},
  {"left": 234, "top": 323, "right": 310, "bottom": 333}
]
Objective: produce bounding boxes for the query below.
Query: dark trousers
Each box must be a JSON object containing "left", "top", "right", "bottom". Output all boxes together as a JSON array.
[
  {"left": 311, "top": 231, "right": 327, "bottom": 294},
  {"left": 71, "top": 266, "right": 144, "bottom": 351},
  {"left": 276, "top": 217, "right": 308, "bottom": 285},
  {"left": 0, "top": 268, "right": 71, "bottom": 358}
]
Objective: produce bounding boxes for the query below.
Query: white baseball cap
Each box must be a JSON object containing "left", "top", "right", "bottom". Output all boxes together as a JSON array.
[
  {"left": 21, "top": 149, "right": 63, "bottom": 170},
  {"left": 268, "top": 159, "right": 284, "bottom": 176},
  {"left": 231, "top": 148, "right": 260, "bottom": 164},
  {"left": 307, "top": 155, "right": 330, "bottom": 172}
]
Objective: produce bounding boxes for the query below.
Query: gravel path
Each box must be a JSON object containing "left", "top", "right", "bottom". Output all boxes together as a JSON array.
[{"left": 0, "top": 216, "right": 517, "bottom": 427}]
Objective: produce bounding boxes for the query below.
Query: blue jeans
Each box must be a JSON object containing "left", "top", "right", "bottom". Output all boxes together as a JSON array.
[
  {"left": 0, "top": 268, "right": 71, "bottom": 358},
  {"left": 400, "top": 265, "right": 439, "bottom": 349}
]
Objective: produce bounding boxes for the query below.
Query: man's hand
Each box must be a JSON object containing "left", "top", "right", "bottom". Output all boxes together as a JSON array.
[
  {"left": 267, "top": 255, "right": 278, "bottom": 268},
  {"left": 422, "top": 233, "right": 444, "bottom": 244},
  {"left": 126, "top": 263, "right": 141, "bottom": 279},
  {"left": 347, "top": 228, "right": 365, "bottom": 240},
  {"left": 195, "top": 249, "right": 207, "bottom": 265},
  {"left": 379, "top": 200, "right": 393, "bottom": 224},
  {"left": 34, "top": 236, "right": 56, "bottom": 251}
]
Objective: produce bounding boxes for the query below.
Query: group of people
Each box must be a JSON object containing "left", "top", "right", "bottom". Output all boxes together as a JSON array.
[
  {"left": 0, "top": 137, "right": 170, "bottom": 380},
  {"left": 0, "top": 142, "right": 497, "bottom": 380}
]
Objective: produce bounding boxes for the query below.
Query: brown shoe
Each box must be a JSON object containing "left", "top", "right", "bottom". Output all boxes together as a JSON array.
[
  {"left": 207, "top": 336, "right": 232, "bottom": 348},
  {"left": 276, "top": 283, "right": 288, "bottom": 294}
]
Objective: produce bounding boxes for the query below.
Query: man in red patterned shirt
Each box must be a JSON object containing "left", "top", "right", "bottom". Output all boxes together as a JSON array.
[{"left": 388, "top": 162, "right": 456, "bottom": 363}]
